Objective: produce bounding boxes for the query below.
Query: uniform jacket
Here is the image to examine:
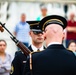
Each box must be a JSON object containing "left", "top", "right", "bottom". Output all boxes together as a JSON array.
[
  {"left": 10, "top": 45, "right": 45, "bottom": 75},
  {"left": 23, "top": 44, "right": 76, "bottom": 75},
  {"left": 10, "top": 46, "right": 33, "bottom": 75}
]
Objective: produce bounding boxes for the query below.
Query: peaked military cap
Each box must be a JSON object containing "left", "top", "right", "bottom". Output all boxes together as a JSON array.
[
  {"left": 27, "top": 21, "right": 42, "bottom": 32},
  {"left": 39, "top": 15, "right": 67, "bottom": 31}
]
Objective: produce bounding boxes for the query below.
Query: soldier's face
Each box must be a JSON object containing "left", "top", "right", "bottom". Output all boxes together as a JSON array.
[
  {"left": 29, "top": 31, "right": 44, "bottom": 44},
  {"left": 0, "top": 41, "right": 6, "bottom": 53}
]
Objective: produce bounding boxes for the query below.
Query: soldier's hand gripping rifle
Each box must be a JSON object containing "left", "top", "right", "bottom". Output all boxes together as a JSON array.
[{"left": 0, "top": 22, "right": 31, "bottom": 56}]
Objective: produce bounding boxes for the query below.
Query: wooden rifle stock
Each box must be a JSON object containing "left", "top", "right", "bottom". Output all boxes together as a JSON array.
[
  {"left": 17, "top": 42, "right": 31, "bottom": 55},
  {"left": 0, "top": 22, "right": 31, "bottom": 56}
]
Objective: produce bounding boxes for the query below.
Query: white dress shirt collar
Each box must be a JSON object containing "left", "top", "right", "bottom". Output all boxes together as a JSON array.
[
  {"left": 31, "top": 44, "right": 44, "bottom": 52},
  {"left": 47, "top": 42, "right": 61, "bottom": 47}
]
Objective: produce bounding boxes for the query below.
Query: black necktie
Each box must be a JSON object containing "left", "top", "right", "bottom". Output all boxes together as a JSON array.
[{"left": 37, "top": 49, "right": 40, "bottom": 52}]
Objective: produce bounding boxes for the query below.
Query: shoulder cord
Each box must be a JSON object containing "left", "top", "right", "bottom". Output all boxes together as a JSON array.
[{"left": 29, "top": 53, "right": 32, "bottom": 75}]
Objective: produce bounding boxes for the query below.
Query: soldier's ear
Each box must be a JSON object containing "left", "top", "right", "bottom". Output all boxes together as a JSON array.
[
  {"left": 29, "top": 31, "right": 32, "bottom": 36},
  {"left": 62, "top": 29, "right": 66, "bottom": 40}
]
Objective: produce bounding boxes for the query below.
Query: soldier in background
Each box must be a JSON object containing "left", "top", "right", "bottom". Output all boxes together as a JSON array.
[{"left": 10, "top": 21, "right": 45, "bottom": 75}]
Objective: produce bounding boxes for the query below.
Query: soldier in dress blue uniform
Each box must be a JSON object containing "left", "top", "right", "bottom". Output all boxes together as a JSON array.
[
  {"left": 10, "top": 21, "right": 45, "bottom": 75},
  {"left": 23, "top": 15, "right": 76, "bottom": 75}
]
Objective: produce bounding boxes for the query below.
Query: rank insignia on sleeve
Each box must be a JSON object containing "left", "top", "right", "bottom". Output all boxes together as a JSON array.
[{"left": 10, "top": 65, "right": 14, "bottom": 74}]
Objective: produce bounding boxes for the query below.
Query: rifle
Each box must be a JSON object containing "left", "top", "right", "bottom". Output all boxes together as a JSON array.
[{"left": 0, "top": 22, "right": 31, "bottom": 56}]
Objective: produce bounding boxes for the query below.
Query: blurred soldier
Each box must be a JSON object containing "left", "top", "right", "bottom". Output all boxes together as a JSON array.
[
  {"left": 10, "top": 21, "right": 45, "bottom": 75},
  {"left": 23, "top": 15, "right": 76, "bottom": 75}
]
